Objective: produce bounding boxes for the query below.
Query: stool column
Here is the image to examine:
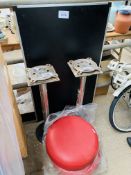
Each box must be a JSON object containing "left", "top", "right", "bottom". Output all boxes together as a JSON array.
[
  {"left": 39, "top": 84, "right": 49, "bottom": 118},
  {"left": 77, "top": 77, "right": 87, "bottom": 105},
  {"left": 26, "top": 64, "right": 60, "bottom": 119},
  {"left": 67, "top": 58, "right": 102, "bottom": 106}
]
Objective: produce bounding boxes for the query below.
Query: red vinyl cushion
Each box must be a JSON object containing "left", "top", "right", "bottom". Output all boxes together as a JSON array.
[{"left": 46, "top": 116, "right": 99, "bottom": 171}]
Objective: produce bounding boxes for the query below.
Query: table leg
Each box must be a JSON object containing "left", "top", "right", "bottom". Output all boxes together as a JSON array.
[
  {"left": 76, "top": 76, "right": 87, "bottom": 105},
  {"left": 39, "top": 84, "right": 49, "bottom": 118},
  {"left": 119, "top": 39, "right": 124, "bottom": 61}
]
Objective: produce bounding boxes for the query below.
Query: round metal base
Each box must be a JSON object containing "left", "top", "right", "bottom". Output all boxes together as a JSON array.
[{"left": 36, "top": 122, "right": 45, "bottom": 143}]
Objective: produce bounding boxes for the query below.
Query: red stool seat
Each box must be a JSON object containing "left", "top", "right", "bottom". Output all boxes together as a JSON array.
[{"left": 46, "top": 116, "right": 99, "bottom": 171}]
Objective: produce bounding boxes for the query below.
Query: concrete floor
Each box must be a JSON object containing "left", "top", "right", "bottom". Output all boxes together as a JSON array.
[
  {"left": 23, "top": 49, "right": 131, "bottom": 175},
  {"left": 94, "top": 89, "right": 131, "bottom": 175},
  {"left": 23, "top": 123, "right": 44, "bottom": 175}
]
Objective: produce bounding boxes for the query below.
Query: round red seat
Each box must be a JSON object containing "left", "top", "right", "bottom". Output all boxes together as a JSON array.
[{"left": 45, "top": 116, "right": 99, "bottom": 171}]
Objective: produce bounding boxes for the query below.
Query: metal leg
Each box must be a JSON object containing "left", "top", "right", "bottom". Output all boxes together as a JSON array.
[
  {"left": 119, "top": 47, "right": 123, "bottom": 61},
  {"left": 36, "top": 84, "right": 49, "bottom": 142},
  {"left": 76, "top": 77, "right": 87, "bottom": 105},
  {"left": 39, "top": 84, "right": 49, "bottom": 118},
  {"left": 119, "top": 39, "right": 124, "bottom": 61}
]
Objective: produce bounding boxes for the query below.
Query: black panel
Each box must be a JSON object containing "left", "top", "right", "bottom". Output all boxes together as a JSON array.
[
  {"left": 15, "top": 4, "right": 110, "bottom": 120},
  {"left": 21, "top": 112, "right": 36, "bottom": 122}
]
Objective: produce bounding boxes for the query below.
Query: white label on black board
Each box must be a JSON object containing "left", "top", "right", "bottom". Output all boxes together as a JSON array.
[{"left": 58, "top": 11, "right": 69, "bottom": 19}]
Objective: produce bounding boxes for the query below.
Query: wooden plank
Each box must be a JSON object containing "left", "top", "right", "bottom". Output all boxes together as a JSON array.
[
  {"left": 1, "top": 29, "right": 20, "bottom": 52},
  {"left": 106, "top": 31, "right": 131, "bottom": 41},
  {"left": 1, "top": 29, "right": 19, "bottom": 45},
  {"left": 0, "top": 36, "right": 8, "bottom": 44},
  {"left": 0, "top": 45, "right": 27, "bottom": 158},
  {"left": 2, "top": 43, "right": 20, "bottom": 52},
  {"left": 3, "top": 49, "right": 24, "bottom": 64}
]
